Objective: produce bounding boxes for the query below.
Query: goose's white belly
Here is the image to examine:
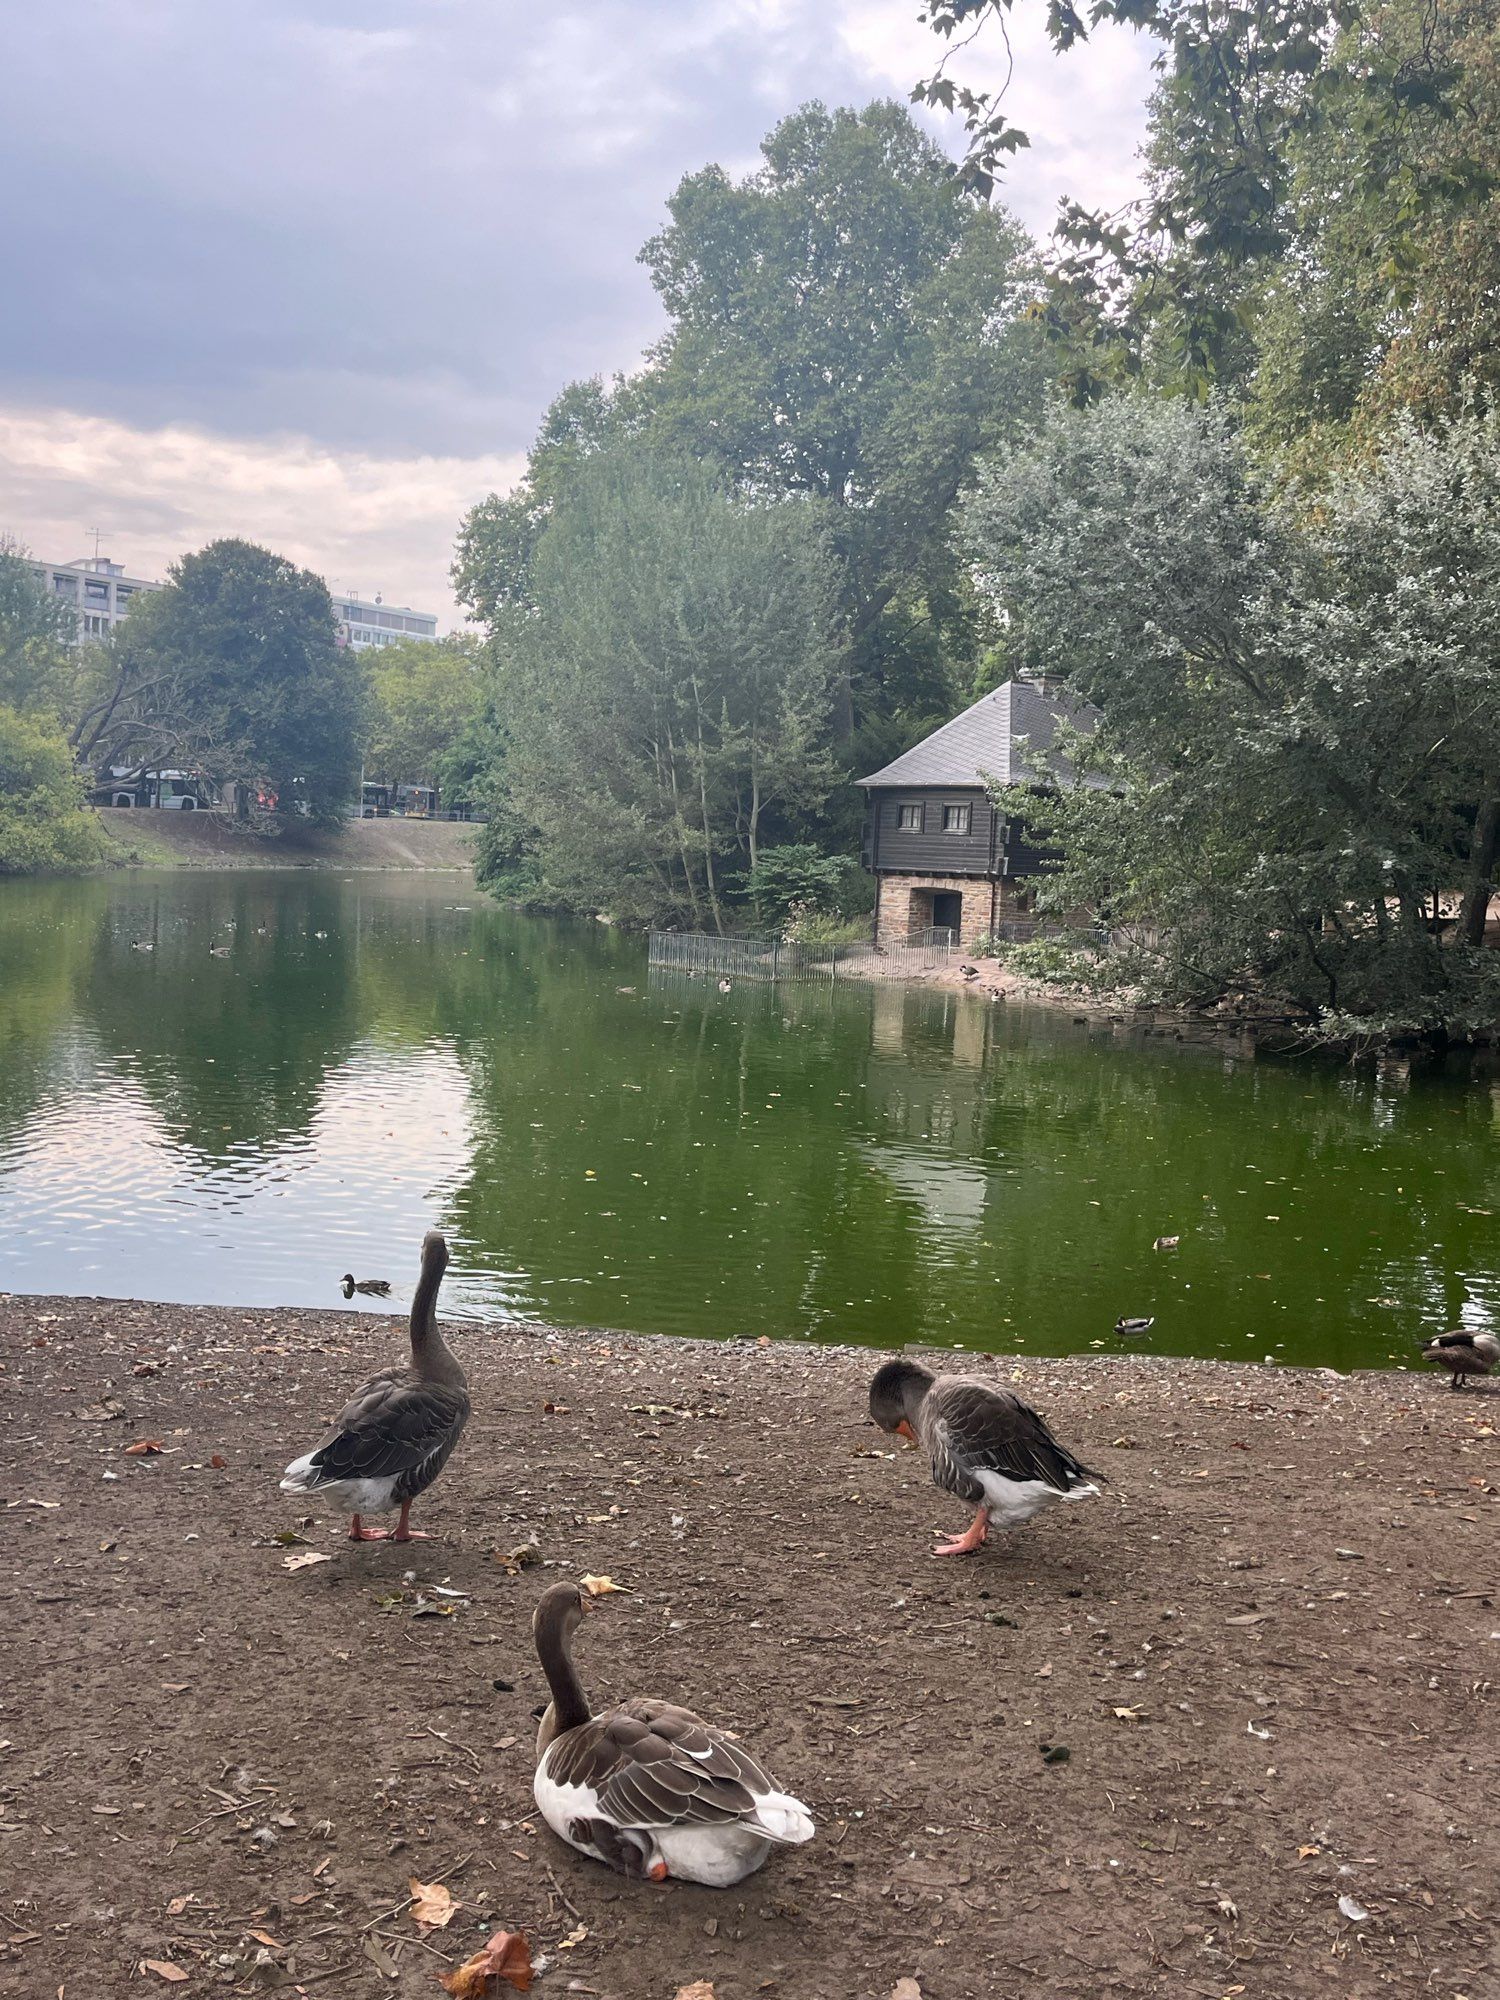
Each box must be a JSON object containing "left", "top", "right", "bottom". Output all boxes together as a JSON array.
[{"left": 977, "top": 1471, "right": 1099, "bottom": 1529}]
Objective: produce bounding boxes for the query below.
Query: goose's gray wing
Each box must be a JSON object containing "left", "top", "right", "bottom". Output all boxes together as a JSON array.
[
  {"left": 546, "top": 1700, "right": 778, "bottom": 1832},
  {"left": 305, "top": 1370, "right": 470, "bottom": 1493},
  {"left": 921, "top": 1376, "right": 1097, "bottom": 1500}
]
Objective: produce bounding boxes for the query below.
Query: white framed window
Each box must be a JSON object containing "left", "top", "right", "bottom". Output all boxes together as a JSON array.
[
  {"left": 898, "top": 802, "right": 922, "bottom": 831},
  {"left": 942, "top": 803, "right": 972, "bottom": 834}
]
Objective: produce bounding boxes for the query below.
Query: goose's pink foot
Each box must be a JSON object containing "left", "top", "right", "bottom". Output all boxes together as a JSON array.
[
  {"left": 933, "top": 1505, "right": 990, "bottom": 1557},
  {"left": 647, "top": 1860, "right": 669, "bottom": 1882},
  {"left": 390, "top": 1500, "right": 429, "bottom": 1543},
  {"left": 348, "top": 1514, "right": 389, "bottom": 1541}
]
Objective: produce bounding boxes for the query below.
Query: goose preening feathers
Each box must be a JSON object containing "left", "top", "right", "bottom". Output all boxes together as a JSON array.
[
  {"left": 870, "top": 1359, "right": 1101, "bottom": 1557},
  {"left": 340, "top": 1274, "right": 392, "bottom": 1299},
  {"left": 281, "top": 1230, "right": 468, "bottom": 1541},
  {"left": 531, "top": 1582, "right": 813, "bottom": 1886},
  {"left": 1421, "top": 1329, "right": 1498, "bottom": 1391}
]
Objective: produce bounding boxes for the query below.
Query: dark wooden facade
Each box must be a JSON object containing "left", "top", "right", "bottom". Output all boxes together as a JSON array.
[{"left": 861, "top": 787, "right": 1052, "bottom": 881}]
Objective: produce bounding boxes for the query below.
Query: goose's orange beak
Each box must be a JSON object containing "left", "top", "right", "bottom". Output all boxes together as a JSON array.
[{"left": 895, "top": 1419, "right": 917, "bottom": 1443}]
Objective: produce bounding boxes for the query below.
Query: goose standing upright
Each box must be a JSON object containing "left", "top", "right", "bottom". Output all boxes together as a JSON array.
[
  {"left": 870, "top": 1358, "right": 1101, "bottom": 1557},
  {"left": 281, "top": 1230, "right": 468, "bottom": 1541},
  {"left": 531, "top": 1582, "right": 813, "bottom": 1886}
]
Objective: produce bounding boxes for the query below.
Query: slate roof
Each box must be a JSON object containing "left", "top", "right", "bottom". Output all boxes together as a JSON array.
[{"left": 857, "top": 678, "right": 1104, "bottom": 790}]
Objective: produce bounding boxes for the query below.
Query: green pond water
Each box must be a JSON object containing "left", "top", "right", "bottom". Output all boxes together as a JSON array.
[{"left": 0, "top": 871, "right": 1495, "bottom": 1369}]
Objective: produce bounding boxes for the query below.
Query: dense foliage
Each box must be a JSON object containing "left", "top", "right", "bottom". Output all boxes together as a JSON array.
[
  {"left": 456, "top": 101, "right": 1046, "bottom": 914},
  {"left": 101, "top": 540, "right": 366, "bottom": 824},
  {"left": 363, "top": 633, "right": 487, "bottom": 802},
  {"left": 0, "top": 547, "right": 106, "bottom": 874},
  {"left": 482, "top": 452, "right": 842, "bottom": 928},
  {"left": 967, "top": 398, "right": 1500, "bottom": 1036}
]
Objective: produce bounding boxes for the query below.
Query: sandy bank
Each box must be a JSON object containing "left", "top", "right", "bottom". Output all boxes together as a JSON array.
[
  {"left": 2, "top": 1297, "right": 1496, "bottom": 1998},
  {"left": 95, "top": 809, "right": 479, "bottom": 874}
]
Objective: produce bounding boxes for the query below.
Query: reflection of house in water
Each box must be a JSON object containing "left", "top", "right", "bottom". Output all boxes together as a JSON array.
[
  {"left": 857, "top": 1140, "right": 989, "bottom": 1234},
  {"left": 868, "top": 982, "right": 993, "bottom": 1069}
]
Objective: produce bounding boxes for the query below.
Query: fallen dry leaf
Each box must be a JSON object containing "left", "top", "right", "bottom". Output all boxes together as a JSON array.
[
  {"left": 282, "top": 1551, "right": 333, "bottom": 1574},
  {"left": 140, "top": 1962, "right": 189, "bottom": 1984},
  {"left": 557, "top": 1923, "right": 588, "bottom": 1949},
  {"left": 125, "top": 1440, "right": 164, "bottom": 1456},
  {"left": 210, "top": 1454, "right": 226, "bottom": 1470},
  {"left": 580, "top": 1574, "right": 632, "bottom": 1597},
  {"left": 440, "top": 1927, "right": 533, "bottom": 1996},
  {"left": 675, "top": 1985, "right": 718, "bottom": 2000},
  {"left": 407, "top": 1877, "right": 459, "bottom": 1930},
  {"left": 890, "top": 1982, "right": 923, "bottom": 2000},
  {"left": 496, "top": 1542, "right": 540, "bottom": 1574}
]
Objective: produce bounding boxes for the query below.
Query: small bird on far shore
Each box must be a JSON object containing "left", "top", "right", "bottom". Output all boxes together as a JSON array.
[
  {"left": 1420, "top": 1328, "right": 1498, "bottom": 1391},
  {"left": 341, "top": 1274, "right": 391, "bottom": 1298},
  {"left": 869, "top": 1359, "right": 1102, "bottom": 1558}
]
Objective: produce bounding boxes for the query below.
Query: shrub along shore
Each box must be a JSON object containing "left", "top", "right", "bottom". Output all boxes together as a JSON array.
[{"left": 5, "top": 1294, "right": 1496, "bottom": 1998}]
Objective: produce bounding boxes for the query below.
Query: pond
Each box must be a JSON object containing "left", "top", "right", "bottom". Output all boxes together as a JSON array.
[{"left": 0, "top": 871, "right": 1495, "bottom": 1369}]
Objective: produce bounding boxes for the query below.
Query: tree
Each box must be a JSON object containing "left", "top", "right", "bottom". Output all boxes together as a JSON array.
[
  {"left": 364, "top": 633, "right": 484, "bottom": 795},
  {"left": 107, "top": 540, "right": 367, "bottom": 823},
  {"left": 490, "top": 450, "right": 842, "bottom": 927},
  {"left": 965, "top": 396, "right": 1500, "bottom": 1038},
  {"left": 0, "top": 539, "right": 77, "bottom": 717},
  {"left": 456, "top": 103, "right": 1043, "bottom": 785},
  {"left": 0, "top": 705, "right": 104, "bottom": 875}
]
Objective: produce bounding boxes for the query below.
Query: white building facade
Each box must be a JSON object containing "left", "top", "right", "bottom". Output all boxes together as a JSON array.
[
  {"left": 332, "top": 592, "right": 439, "bottom": 650},
  {"left": 31, "top": 555, "right": 164, "bottom": 643}
]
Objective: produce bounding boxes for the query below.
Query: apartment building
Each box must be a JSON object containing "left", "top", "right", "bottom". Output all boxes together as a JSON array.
[
  {"left": 332, "top": 591, "right": 439, "bottom": 650},
  {"left": 31, "top": 554, "right": 164, "bottom": 643}
]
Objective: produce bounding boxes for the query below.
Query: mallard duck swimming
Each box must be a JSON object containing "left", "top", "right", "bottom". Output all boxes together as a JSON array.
[
  {"left": 531, "top": 1582, "right": 813, "bottom": 1886},
  {"left": 869, "top": 1359, "right": 1101, "bottom": 1557},
  {"left": 282, "top": 1230, "right": 468, "bottom": 1541},
  {"left": 340, "top": 1274, "right": 391, "bottom": 1299},
  {"left": 1115, "top": 1316, "right": 1156, "bottom": 1337},
  {"left": 1421, "top": 1329, "right": 1498, "bottom": 1391}
]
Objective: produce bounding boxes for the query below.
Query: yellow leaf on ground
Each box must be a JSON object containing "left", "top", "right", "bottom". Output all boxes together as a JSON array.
[
  {"left": 557, "top": 1924, "right": 588, "bottom": 1949},
  {"left": 407, "top": 1877, "right": 459, "bottom": 1929},
  {"left": 140, "top": 1963, "right": 189, "bottom": 1984},
  {"left": 580, "top": 1574, "right": 632, "bottom": 1596},
  {"left": 675, "top": 1985, "right": 717, "bottom": 2000},
  {"left": 282, "top": 1551, "right": 333, "bottom": 1573}
]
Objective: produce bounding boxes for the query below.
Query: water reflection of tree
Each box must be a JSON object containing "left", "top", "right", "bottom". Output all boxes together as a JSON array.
[{"left": 0, "top": 878, "right": 113, "bottom": 1145}]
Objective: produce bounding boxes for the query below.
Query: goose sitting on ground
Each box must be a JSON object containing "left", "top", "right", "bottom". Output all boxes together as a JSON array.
[
  {"left": 340, "top": 1274, "right": 392, "bottom": 1299},
  {"left": 282, "top": 1230, "right": 468, "bottom": 1541},
  {"left": 531, "top": 1582, "right": 814, "bottom": 1886},
  {"left": 869, "top": 1359, "right": 1102, "bottom": 1557},
  {"left": 1421, "top": 1329, "right": 1499, "bottom": 1391}
]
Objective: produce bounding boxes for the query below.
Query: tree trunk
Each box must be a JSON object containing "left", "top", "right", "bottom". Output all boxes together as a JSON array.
[{"left": 1457, "top": 796, "right": 1500, "bottom": 947}]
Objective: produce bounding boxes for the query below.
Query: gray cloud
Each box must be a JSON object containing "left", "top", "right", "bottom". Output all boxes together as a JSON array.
[{"left": 0, "top": 1, "right": 1151, "bottom": 615}]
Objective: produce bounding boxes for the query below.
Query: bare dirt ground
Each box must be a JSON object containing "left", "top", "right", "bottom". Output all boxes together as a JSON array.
[{"left": 3, "top": 1297, "right": 1496, "bottom": 2000}]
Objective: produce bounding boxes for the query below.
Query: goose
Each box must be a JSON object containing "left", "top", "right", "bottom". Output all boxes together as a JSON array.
[
  {"left": 340, "top": 1274, "right": 392, "bottom": 1299},
  {"left": 281, "top": 1230, "right": 468, "bottom": 1541},
  {"left": 869, "top": 1359, "right": 1101, "bottom": 1557},
  {"left": 1420, "top": 1329, "right": 1499, "bottom": 1391},
  {"left": 1115, "top": 1316, "right": 1155, "bottom": 1337},
  {"left": 717, "top": 978, "right": 732, "bottom": 994},
  {"left": 208, "top": 945, "right": 231, "bottom": 958},
  {"left": 531, "top": 1581, "right": 813, "bottom": 1886},
  {"left": 1152, "top": 1236, "right": 1180, "bottom": 1252}
]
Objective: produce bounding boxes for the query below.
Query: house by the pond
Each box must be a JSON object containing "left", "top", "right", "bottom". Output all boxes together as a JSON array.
[{"left": 859, "top": 677, "right": 1102, "bottom": 947}]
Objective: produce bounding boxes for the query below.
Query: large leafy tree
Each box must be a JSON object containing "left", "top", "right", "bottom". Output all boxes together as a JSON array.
[
  {"left": 0, "top": 704, "right": 104, "bottom": 875},
  {"left": 456, "top": 102, "right": 1043, "bottom": 778},
  {"left": 965, "top": 396, "right": 1500, "bottom": 1037},
  {"left": 489, "top": 450, "right": 841, "bottom": 928},
  {"left": 111, "top": 540, "right": 367, "bottom": 823}
]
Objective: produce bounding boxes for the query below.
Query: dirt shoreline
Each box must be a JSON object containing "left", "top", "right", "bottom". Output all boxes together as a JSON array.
[{"left": 4, "top": 1296, "right": 1497, "bottom": 2000}]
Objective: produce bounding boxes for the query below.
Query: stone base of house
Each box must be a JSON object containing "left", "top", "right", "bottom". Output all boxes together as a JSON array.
[{"left": 873, "top": 873, "right": 1033, "bottom": 948}]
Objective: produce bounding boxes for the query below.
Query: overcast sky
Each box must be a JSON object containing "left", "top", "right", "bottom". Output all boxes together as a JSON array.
[{"left": 0, "top": 2, "right": 1154, "bottom": 624}]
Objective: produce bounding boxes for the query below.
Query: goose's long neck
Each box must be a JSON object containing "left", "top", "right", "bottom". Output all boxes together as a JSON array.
[
  {"left": 409, "top": 1243, "right": 463, "bottom": 1386},
  {"left": 536, "top": 1614, "right": 591, "bottom": 1745}
]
